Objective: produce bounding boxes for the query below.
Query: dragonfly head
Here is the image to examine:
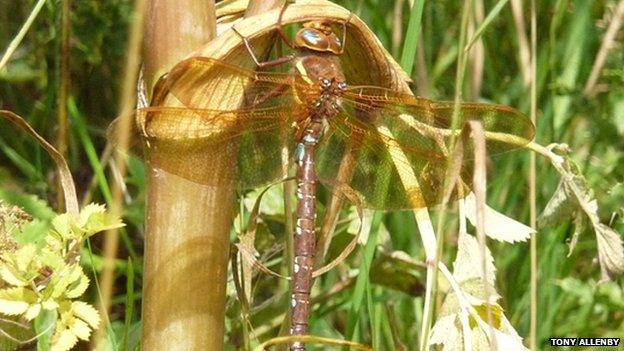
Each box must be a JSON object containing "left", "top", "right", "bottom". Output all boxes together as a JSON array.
[{"left": 295, "top": 20, "right": 343, "bottom": 54}]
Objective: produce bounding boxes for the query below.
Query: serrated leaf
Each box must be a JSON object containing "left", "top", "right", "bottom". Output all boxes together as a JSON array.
[
  {"left": 595, "top": 223, "right": 624, "bottom": 282},
  {"left": 39, "top": 248, "right": 66, "bottom": 271},
  {"left": 65, "top": 270, "right": 89, "bottom": 299},
  {"left": 51, "top": 327, "right": 78, "bottom": 351},
  {"left": 567, "top": 214, "right": 585, "bottom": 256},
  {"left": 72, "top": 301, "right": 100, "bottom": 329},
  {"left": 69, "top": 318, "right": 91, "bottom": 340},
  {"left": 0, "top": 265, "right": 27, "bottom": 286},
  {"left": 430, "top": 314, "right": 460, "bottom": 350},
  {"left": 464, "top": 193, "right": 534, "bottom": 243},
  {"left": 79, "top": 203, "right": 124, "bottom": 237},
  {"left": 51, "top": 214, "right": 72, "bottom": 239},
  {"left": 48, "top": 264, "right": 84, "bottom": 298},
  {"left": 78, "top": 203, "right": 107, "bottom": 226},
  {"left": 538, "top": 180, "right": 576, "bottom": 228},
  {"left": 0, "top": 287, "right": 33, "bottom": 315},
  {"left": 14, "top": 244, "right": 37, "bottom": 271},
  {"left": 42, "top": 298, "right": 59, "bottom": 310},
  {"left": 24, "top": 303, "right": 41, "bottom": 320}
]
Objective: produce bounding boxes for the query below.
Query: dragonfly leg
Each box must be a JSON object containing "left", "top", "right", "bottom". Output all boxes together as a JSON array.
[
  {"left": 275, "top": 0, "right": 296, "bottom": 49},
  {"left": 337, "top": 12, "right": 354, "bottom": 55},
  {"left": 232, "top": 26, "right": 296, "bottom": 69},
  {"left": 242, "top": 83, "right": 289, "bottom": 109}
]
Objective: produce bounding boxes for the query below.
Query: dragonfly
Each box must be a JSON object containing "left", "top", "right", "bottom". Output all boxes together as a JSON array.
[{"left": 129, "top": 9, "right": 535, "bottom": 351}]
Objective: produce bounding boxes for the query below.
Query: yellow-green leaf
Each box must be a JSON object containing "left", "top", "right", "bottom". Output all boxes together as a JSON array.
[
  {"left": 79, "top": 203, "right": 124, "bottom": 237},
  {"left": 51, "top": 327, "right": 78, "bottom": 351},
  {"left": 14, "top": 244, "right": 37, "bottom": 271},
  {"left": 65, "top": 270, "right": 89, "bottom": 299},
  {"left": 72, "top": 301, "right": 100, "bottom": 329},
  {"left": 78, "top": 203, "right": 107, "bottom": 227},
  {"left": 0, "top": 265, "right": 27, "bottom": 287},
  {"left": 0, "top": 287, "right": 31, "bottom": 315},
  {"left": 69, "top": 318, "right": 91, "bottom": 341},
  {"left": 51, "top": 213, "right": 72, "bottom": 239},
  {"left": 42, "top": 298, "right": 59, "bottom": 310},
  {"left": 51, "top": 265, "right": 82, "bottom": 299},
  {"left": 24, "top": 303, "right": 41, "bottom": 320}
]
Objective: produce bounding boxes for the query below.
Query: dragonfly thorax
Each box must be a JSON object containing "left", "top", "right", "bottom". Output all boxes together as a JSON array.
[{"left": 310, "top": 77, "right": 346, "bottom": 118}]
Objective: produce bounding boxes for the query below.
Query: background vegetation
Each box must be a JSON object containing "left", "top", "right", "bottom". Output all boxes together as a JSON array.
[{"left": 0, "top": 0, "right": 622, "bottom": 349}]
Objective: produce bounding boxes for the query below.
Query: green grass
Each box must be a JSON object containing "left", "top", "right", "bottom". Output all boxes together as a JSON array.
[{"left": 1, "top": 0, "right": 623, "bottom": 350}]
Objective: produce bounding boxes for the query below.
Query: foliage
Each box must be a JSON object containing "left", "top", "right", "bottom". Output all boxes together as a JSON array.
[{"left": 0, "top": 202, "right": 123, "bottom": 350}]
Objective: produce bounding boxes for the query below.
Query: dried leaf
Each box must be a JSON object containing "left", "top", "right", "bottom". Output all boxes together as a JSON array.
[
  {"left": 464, "top": 193, "right": 534, "bottom": 243},
  {"left": 542, "top": 153, "right": 624, "bottom": 280},
  {"left": 567, "top": 214, "right": 585, "bottom": 256},
  {"left": 429, "top": 314, "right": 460, "bottom": 350},
  {"left": 595, "top": 223, "right": 624, "bottom": 282},
  {"left": 431, "top": 232, "right": 526, "bottom": 350},
  {"left": 452, "top": 232, "right": 496, "bottom": 286},
  {"left": 538, "top": 180, "right": 577, "bottom": 228}
]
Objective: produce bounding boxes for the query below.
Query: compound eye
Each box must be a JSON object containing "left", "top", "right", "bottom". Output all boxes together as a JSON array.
[
  {"left": 321, "top": 78, "right": 331, "bottom": 88},
  {"left": 337, "top": 81, "right": 347, "bottom": 90},
  {"left": 301, "top": 28, "right": 323, "bottom": 46}
]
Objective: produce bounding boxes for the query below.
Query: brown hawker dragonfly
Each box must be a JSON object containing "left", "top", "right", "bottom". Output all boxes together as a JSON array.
[{"left": 127, "top": 13, "right": 535, "bottom": 351}]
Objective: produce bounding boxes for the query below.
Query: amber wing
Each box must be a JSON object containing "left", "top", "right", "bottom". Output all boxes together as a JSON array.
[
  {"left": 136, "top": 58, "right": 310, "bottom": 189},
  {"left": 314, "top": 86, "right": 535, "bottom": 210}
]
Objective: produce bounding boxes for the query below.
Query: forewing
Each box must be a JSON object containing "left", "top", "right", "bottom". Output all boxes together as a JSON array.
[
  {"left": 164, "top": 57, "right": 305, "bottom": 110},
  {"left": 109, "top": 57, "right": 309, "bottom": 189},
  {"left": 137, "top": 106, "right": 301, "bottom": 189}
]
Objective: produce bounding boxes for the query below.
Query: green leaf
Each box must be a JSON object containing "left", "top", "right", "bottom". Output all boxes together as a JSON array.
[
  {"left": 39, "top": 249, "right": 66, "bottom": 272},
  {"left": 34, "top": 309, "right": 57, "bottom": 351}
]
